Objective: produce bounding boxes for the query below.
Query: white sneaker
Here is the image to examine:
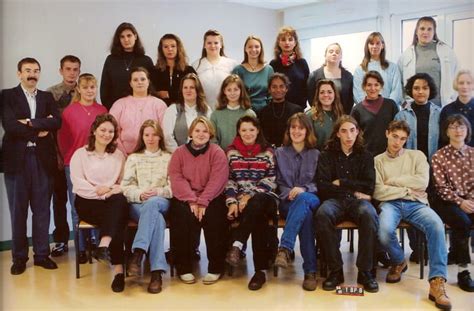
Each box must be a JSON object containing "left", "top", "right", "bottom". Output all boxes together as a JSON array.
[
  {"left": 179, "top": 273, "right": 196, "bottom": 284},
  {"left": 203, "top": 273, "right": 221, "bottom": 285}
]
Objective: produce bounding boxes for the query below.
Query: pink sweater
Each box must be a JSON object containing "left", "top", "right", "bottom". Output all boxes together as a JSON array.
[
  {"left": 70, "top": 147, "right": 125, "bottom": 200},
  {"left": 57, "top": 102, "right": 107, "bottom": 165},
  {"left": 168, "top": 143, "right": 228, "bottom": 207},
  {"left": 110, "top": 95, "right": 167, "bottom": 155}
]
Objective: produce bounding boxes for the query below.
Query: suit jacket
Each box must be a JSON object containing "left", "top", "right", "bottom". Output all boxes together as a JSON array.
[{"left": 2, "top": 84, "right": 61, "bottom": 174}]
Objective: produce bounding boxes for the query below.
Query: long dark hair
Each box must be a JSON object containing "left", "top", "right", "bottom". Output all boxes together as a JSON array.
[
  {"left": 309, "top": 79, "right": 343, "bottom": 123},
  {"left": 196, "top": 30, "right": 226, "bottom": 70},
  {"left": 178, "top": 73, "right": 208, "bottom": 114},
  {"left": 86, "top": 114, "right": 119, "bottom": 153},
  {"left": 236, "top": 115, "right": 269, "bottom": 149},
  {"left": 156, "top": 33, "right": 189, "bottom": 72},
  {"left": 361, "top": 32, "right": 389, "bottom": 71},
  {"left": 110, "top": 22, "right": 145, "bottom": 56},
  {"left": 325, "top": 115, "right": 365, "bottom": 152}
]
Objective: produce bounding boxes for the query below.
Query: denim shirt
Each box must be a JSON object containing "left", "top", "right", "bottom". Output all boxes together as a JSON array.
[
  {"left": 394, "top": 101, "right": 440, "bottom": 160},
  {"left": 275, "top": 146, "right": 320, "bottom": 200}
]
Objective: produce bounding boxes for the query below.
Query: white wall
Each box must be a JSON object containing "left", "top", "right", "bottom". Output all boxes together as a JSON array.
[{"left": 0, "top": 0, "right": 281, "bottom": 244}]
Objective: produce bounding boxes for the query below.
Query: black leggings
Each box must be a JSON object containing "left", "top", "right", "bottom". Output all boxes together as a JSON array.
[
  {"left": 232, "top": 192, "right": 278, "bottom": 271},
  {"left": 75, "top": 194, "right": 128, "bottom": 265}
]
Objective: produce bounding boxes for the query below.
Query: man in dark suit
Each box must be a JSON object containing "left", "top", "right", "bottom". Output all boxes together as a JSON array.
[{"left": 2, "top": 57, "right": 61, "bottom": 275}]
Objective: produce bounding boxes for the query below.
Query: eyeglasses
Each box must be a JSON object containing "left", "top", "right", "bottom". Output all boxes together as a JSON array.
[{"left": 448, "top": 125, "right": 467, "bottom": 131}]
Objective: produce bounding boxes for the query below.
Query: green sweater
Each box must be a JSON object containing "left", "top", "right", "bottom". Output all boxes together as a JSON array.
[
  {"left": 373, "top": 149, "right": 429, "bottom": 204},
  {"left": 210, "top": 107, "right": 256, "bottom": 150}
]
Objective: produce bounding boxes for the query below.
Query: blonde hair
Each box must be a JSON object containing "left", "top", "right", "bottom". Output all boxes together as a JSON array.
[
  {"left": 453, "top": 69, "right": 473, "bottom": 91},
  {"left": 72, "top": 73, "right": 97, "bottom": 103},
  {"left": 188, "top": 116, "right": 216, "bottom": 139}
]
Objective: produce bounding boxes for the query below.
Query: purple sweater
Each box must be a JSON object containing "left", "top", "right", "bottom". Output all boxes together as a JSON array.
[{"left": 168, "top": 143, "right": 228, "bottom": 207}]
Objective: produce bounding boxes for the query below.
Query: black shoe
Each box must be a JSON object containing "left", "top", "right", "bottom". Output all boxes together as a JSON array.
[
  {"left": 11, "top": 261, "right": 27, "bottom": 275},
  {"left": 457, "top": 270, "right": 474, "bottom": 292},
  {"left": 377, "top": 252, "right": 390, "bottom": 268},
  {"left": 34, "top": 257, "right": 58, "bottom": 270},
  {"left": 248, "top": 271, "right": 266, "bottom": 291},
  {"left": 409, "top": 251, "right": 419, "bottom": 263},
  {"left": 111, "top": 273, "right": 125, "bottom": 292},
  {"left": 357, "top": 270, "right": 379, "bottom": 293},
  {"left": 51, "top": 243, "right": 68, "bottom": 257},
  {"left": 92, "top": 246, "right": 111, "bottom": 264},
  {"left": 323, "top": 269, "right": 344, "bottom": 291},
  {"left": 78, "top": 251, "right": 88, "bottom": 264}
]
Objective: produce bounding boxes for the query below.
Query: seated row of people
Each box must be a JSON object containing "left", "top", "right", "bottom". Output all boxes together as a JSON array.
[{"left": 66, "top": 111, "right": 471, "bottom": 311}]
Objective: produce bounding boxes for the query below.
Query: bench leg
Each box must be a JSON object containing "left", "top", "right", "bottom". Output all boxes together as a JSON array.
[{"left": 75, "top": 225, "right": 80, "bottom": 279}]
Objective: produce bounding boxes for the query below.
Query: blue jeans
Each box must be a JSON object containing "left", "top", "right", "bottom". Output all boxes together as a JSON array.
[
  {"left": 378, "top": 200, "right": 447, "bottom": 280},
  {"left": 279, "top": 192, "right": 320, "bottom": 273},
  {"left": 130, "top": 196, "right": 169, "bottom": 272},
  {"left": 64, "top": 166, "right": 99, "bottom": 252}
]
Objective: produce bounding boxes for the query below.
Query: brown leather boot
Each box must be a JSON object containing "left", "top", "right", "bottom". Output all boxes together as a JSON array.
[
  {"left": 148, "top": 271, "right": 163, "bottom": 294},
  {"left": 386, "top": 260, "right": 407, "bottom": 283},
  {"left": 127, "top": 249, "right": 144, "bottom": 277},
  {"left": 274, "top": 247, "right": 291, "bottom": 269},
  {"left": 429, "top": 277, "right": 452, "bottom": 310}
]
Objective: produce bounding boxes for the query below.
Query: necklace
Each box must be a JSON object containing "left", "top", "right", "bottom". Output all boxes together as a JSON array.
[
  {"left": 124, "top": 57, "right": 134, "bottom": 71},
  {"left": 271, "top": 101, "right": 286, "bottom": 119},
  {"left": 80, "top": 103, "right": 92, "bottom": 116},
  {"left": 247, "top": 63, "right": 260, "bottom": 72}
]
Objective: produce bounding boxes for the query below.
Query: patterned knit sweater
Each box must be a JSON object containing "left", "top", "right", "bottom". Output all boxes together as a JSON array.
[
  {"left": 225, "top": 141, "right": 277, "bottom": 207},
  {"left": 121, "top": 150, "right": 172, "bottom": 203}
]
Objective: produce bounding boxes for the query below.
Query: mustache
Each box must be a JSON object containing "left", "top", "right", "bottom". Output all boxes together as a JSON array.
[{"left": 27, "top": 77, "right": 38, "bottom": 81}]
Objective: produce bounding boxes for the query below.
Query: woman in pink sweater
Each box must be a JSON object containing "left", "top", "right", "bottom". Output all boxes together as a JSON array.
[
  {"left": 70, "top": 114, "right": 129, "bottom": 293},
  {"left": 110, "top": 67, "right": 167, "bottom": 155},
  {"left": 168, "top": 116, "right": 229, "bottom": 285}
]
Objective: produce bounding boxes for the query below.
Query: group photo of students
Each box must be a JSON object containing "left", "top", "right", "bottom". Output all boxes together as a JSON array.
[{"left": 1, "top": 1, "right": 473, "bottom": 310}]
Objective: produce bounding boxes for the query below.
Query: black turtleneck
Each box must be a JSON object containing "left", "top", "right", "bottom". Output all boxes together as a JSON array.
[{"left": 411, "top": 102, "right": 431, "bottom": 159}]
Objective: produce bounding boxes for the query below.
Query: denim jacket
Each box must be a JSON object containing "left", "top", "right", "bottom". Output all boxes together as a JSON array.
[{"left": 394, "top": 101, "right": 440, "bottom": 160}]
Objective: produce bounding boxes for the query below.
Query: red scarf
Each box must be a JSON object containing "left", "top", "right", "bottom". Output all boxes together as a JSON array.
[
  {"left": 280, "top": 52, "right": 296, "bottom": 66},
  {"left": 229, "top": 136, "right": 262, "bottom": 157}
]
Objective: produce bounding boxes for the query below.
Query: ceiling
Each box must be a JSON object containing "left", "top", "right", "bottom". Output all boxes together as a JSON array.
[{"left": 227, "top": 0, "right": 322, "bottom": 10}]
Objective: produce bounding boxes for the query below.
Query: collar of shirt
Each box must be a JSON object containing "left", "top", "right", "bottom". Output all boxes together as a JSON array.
[
  {"left": 447, "top": 144, "right": 469, "bottom": 156},
  {"left": 385, "top": 148, "right": 405, "bottom": 159},
  {"left": 20, "top": 84, "right": 37, "bottom": 98}
]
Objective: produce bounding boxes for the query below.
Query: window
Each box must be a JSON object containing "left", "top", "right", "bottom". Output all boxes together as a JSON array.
[{"left": 310, "top": 31, "right": 372, "bottom": 73}]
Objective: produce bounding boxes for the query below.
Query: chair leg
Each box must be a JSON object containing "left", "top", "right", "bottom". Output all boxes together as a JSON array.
[
  {"left": 349, "top": 229, "right": 354, "bottom": 253},
  {"left": 273, "top": 265, "right": 278, "bottom": 277},
  {"left": 75, "top": 225, "right": 80, "bottom": 279},
  {"left": 86, "top": 230, "right": 93, "bottom": 264},
  {"left": 400, "top": 227, "right": 405, "bottom": 250},
  {"left": 418, "top": 230, "right": 424, "bottom": 280}
]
